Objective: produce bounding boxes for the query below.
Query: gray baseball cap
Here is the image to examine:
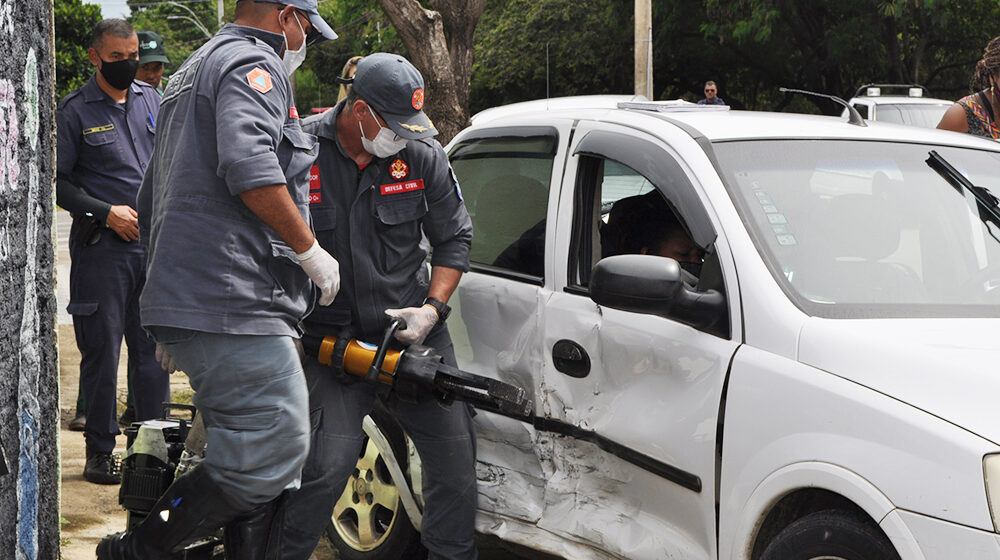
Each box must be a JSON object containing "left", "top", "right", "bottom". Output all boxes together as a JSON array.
[
  {"left": 352, "top": 53, "right": 436, "bottom": 140},
  {"left": 256, "top": 0, "right": 337, "bottom": 44}
]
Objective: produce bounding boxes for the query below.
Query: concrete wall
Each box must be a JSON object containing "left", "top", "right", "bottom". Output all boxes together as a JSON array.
[{"left": 0, "top": 0, "right": 59, "bottom": 558}]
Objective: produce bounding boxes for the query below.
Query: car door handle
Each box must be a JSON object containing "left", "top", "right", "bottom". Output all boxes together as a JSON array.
[{"left": 552, "top": 339, "right": 591, "bottom": 378}]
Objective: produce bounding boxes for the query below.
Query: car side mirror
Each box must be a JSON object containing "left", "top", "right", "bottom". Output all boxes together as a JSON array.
[{"left": 590, "top": 255, "right": 727, "bottom": 332}]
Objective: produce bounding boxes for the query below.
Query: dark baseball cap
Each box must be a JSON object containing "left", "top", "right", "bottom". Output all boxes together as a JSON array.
[
  {"left": 256, "top": 0, "right": 337, "bottom": 44},
  {"left": 352, "top": 53, "right": 436, "bottom": 140},
  {"left": 137, "top": 31, "right": 169, "bottom": 65}
]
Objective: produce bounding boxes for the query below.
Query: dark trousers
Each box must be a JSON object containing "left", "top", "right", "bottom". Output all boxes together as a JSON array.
[
  {"left": 68, "top": 226, "right": 168, "bottom": 455},
  {"left": 280, "top": 326, "right": 479, "bottom": 560}
]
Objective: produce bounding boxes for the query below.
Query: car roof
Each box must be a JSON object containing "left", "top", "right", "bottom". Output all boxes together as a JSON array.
[{"left": 468, "top": 96, "right": 999, "bottom": 150}]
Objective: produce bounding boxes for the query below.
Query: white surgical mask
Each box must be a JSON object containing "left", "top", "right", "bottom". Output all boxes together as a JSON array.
[
  {"left": 281, "top": 12, "right": 307, "bottom": 76},
  {"left": 359, "top": 105, "right": 408, "bottom": 158}
]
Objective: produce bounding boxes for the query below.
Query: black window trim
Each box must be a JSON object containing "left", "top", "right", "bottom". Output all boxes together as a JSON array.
[{"left": 572, "top": 129, "right": 718, "bottom": 249}]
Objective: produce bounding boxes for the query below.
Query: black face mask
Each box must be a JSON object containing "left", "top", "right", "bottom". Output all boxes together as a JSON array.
[
  {"left": 99, "top": 58, "right": 139, "bottom": 91},
  {"left": 679, "top": 261, "right": 702, "bottom": 278}
]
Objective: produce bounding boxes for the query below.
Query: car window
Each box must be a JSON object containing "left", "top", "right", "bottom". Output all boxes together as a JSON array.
[
  {"left": 875, "top": 103, "right": 950, "bottom": 128},
  {"left": 852, "top": 103, "right": 869, "bottom": 120},
  {"left": 571, "top": 156, "right": 697, "bottom": 287},
  {"left": 449, "top": 132, "right": 557, "bottom": 280},
  {"left": 715, "top": 139, "right": 1000, "bottom": 317}
]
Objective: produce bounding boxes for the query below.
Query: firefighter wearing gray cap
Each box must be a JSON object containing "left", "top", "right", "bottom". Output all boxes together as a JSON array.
[
  {"left": 279, "top": 52, "right": 477, "bottom": 560},
  {"left": 96, "top": 1, "right": 337, "bottom": 559}
]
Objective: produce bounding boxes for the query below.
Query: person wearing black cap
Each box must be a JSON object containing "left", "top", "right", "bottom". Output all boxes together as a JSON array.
[
  {"left": 280, "top": 53, "right": 476, "bottom": 560},
  {"left": 96, "top": 1, "right": 337, "bottom": 558},
  {"left": 136, "top": 30, "right": 170, "bottom": 92}
]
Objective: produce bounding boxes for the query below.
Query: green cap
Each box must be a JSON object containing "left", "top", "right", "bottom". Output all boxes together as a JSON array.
[{"left": 138, "top": 31, "right": 169, "bottom": 65}]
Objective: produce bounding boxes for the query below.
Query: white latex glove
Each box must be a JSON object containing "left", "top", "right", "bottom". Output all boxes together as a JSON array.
[
  {"left": 297, "top": 239, "right": 340, "bottom": 306},
  {"left": 155, "top": 343, "right": 177, "bottom": 373},
  {"left": 385, "top": 305, "right": 439, "bottom": 345}
]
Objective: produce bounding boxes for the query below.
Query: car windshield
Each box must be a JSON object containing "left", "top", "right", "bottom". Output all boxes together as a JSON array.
[
  {"left": 875, "top": 103, "right": 950, "bottom": 128},
  {"left": 714, "top": 140, "right": 1000, "bottom": 318}
]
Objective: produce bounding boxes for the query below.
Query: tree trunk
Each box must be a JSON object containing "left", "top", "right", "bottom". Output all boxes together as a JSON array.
[{"left": 376, "top": 0, "right": 486, "bottom": 145}]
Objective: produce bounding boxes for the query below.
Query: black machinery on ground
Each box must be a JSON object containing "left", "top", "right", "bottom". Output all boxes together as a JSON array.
[{"left": 115, "top": 320, "right": 532, "bottom": 556}]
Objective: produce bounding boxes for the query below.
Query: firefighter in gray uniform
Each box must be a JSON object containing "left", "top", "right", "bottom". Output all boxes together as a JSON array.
[
  {"left": 280, "top": 53, "right": 477, "bottom": 560},
  {"left": 97, "top": 0, "right": 338, "bottom": 558}
]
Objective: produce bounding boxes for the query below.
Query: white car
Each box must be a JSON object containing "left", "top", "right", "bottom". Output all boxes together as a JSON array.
[
  {"left": 843, "top": 84, "right": 953, "bottom": 128},
  {"left": 325, "top": 95, "right": 1000, "bottom": 560}
]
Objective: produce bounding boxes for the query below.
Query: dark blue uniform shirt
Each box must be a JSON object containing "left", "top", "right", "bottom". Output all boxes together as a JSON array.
[{"left": 57, "top": 76, "right": 160, "bottom": 214}]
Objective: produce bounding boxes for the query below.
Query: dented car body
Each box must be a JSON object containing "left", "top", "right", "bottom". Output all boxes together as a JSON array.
[{"left": 330, "top": 96, "right": 1000, "bottom": 559}]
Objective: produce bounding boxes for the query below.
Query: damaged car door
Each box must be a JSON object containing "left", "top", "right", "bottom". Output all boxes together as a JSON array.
[
  {"left": 447, "top": 124, "right": 571, "bottom": 530},
  {"left": 529, "top": 123, "right": 741, "bottom": 558}
]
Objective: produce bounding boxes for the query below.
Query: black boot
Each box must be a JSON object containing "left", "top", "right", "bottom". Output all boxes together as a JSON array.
[
  {"left": 223, "top": 493, "right": 285, "bottom": 560},
  {"left": 96, "top": 466, "right": 249, "bottom": 560}
]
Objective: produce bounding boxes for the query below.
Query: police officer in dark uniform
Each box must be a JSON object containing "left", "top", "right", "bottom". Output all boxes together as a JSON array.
[
  {"left": 96, "top": 1, "right": 338, "bottom": 558},
  {"left": 56, "top": 18, "right": 168, "bottom": 485},
  {"left": 280, "top": 53, "right": 477, "bottom": 560}
]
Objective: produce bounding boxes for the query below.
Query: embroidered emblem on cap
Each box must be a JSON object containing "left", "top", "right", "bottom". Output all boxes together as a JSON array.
[
  {"left": 246, "top": 67, "right": 272, "bottom": 94},
  {"left": 389, "top": 158, "right": 408, "bottom": 180},
  {"left": 400, "top": 123, "right": 428, "bottom": 133},
  {"left": 412, "top": 88, "right": 424, "bottom": 110}
]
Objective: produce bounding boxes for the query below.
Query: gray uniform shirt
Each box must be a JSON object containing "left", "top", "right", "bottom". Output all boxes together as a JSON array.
[
  {"left": 137, "top": 24, "right": 318, "bottom": 336},
  {"left": 301, "top": 102, "right": 472, "bottom": 340}
]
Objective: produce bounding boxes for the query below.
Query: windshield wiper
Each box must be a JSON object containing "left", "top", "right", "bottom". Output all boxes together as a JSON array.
[{"left": 926, "top": 150, "right": 1000, "bottom": 234}]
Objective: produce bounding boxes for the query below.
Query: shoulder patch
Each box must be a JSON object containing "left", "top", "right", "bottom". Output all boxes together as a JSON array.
[{"left": 246, "top": 67, "right": 273, "bottom": 94}]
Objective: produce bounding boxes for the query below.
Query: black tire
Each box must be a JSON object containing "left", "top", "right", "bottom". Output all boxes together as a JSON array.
[
  {"left": 323, "top": 421, "right": 426, "bottom": 560},
  {"left": 760, "top": 509, "right": 901, "bottom": 560}
]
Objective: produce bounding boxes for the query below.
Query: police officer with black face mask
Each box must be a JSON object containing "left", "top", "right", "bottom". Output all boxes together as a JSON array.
[{"left": 55, "top": 18, "right": 168, "bottom": 486}]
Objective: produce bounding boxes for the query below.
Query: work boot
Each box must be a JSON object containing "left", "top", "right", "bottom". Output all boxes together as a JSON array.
[
  {"left": 118, "top": 405, "right": 136, "bottom": 428},
  {"left": 84, "top": 452, "right": 120, "bottom": 485},
  {"left": 222, "top": 493, "right": 285, "bottom": 560},
  {"left": 96, "top": 466, "right": 248, "bottom": 560},
  {"left": 69, "top": 409, "right": 86, "bottom": 431}
]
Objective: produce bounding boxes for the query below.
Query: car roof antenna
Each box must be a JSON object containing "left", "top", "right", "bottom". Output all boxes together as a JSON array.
[{"left": 779, "top": 87, "right": 867, "bottom": 127}]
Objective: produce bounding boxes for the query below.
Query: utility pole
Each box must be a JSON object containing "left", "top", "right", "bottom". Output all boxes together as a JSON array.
[
  {"left": 218, "top": 0, "right": 224, "bottom": 29},
  {"left": 635, "top": 0, "right": 652, "bottom": 99}
]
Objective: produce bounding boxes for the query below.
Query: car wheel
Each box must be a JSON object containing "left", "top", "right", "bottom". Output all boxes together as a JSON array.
[
  {"left": 324, "top": 432, "right": 426, "bottom": 560},
  {"left": 760, "top": 509, "right": 900, "bottom": 560}
]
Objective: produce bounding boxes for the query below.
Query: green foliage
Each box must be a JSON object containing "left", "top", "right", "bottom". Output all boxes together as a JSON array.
[
  {"left": 471, "top": 0, "right": 633, "bottom": 112},
  {"left": 54, "top": 0, "right": 102, "bottom": 101},
  {"left": 127, "top": 0, "right": 222, "bottom": 88},
  {"left": 695, "top": 0, "right": 1000, "bottom": 112},
  {"left": 297, "top": 0, "right": 405, "bottom": 112}
]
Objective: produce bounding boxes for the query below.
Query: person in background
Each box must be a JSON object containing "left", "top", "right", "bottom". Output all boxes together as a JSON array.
[
  {"left": 698, "top": 80, "right": 726, "bottom": 105},
  {"left": 335, "top": 54, "right": 362, "bottom": 102},
  {"left": 938, "top": 36, "right": 1000, "bottom": 139},
  {"left": 135, "top": 30, "right": 170, "bottom": 93},
  {"left": 56, "top": 18, "right": 168, "bottom": 484}
]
